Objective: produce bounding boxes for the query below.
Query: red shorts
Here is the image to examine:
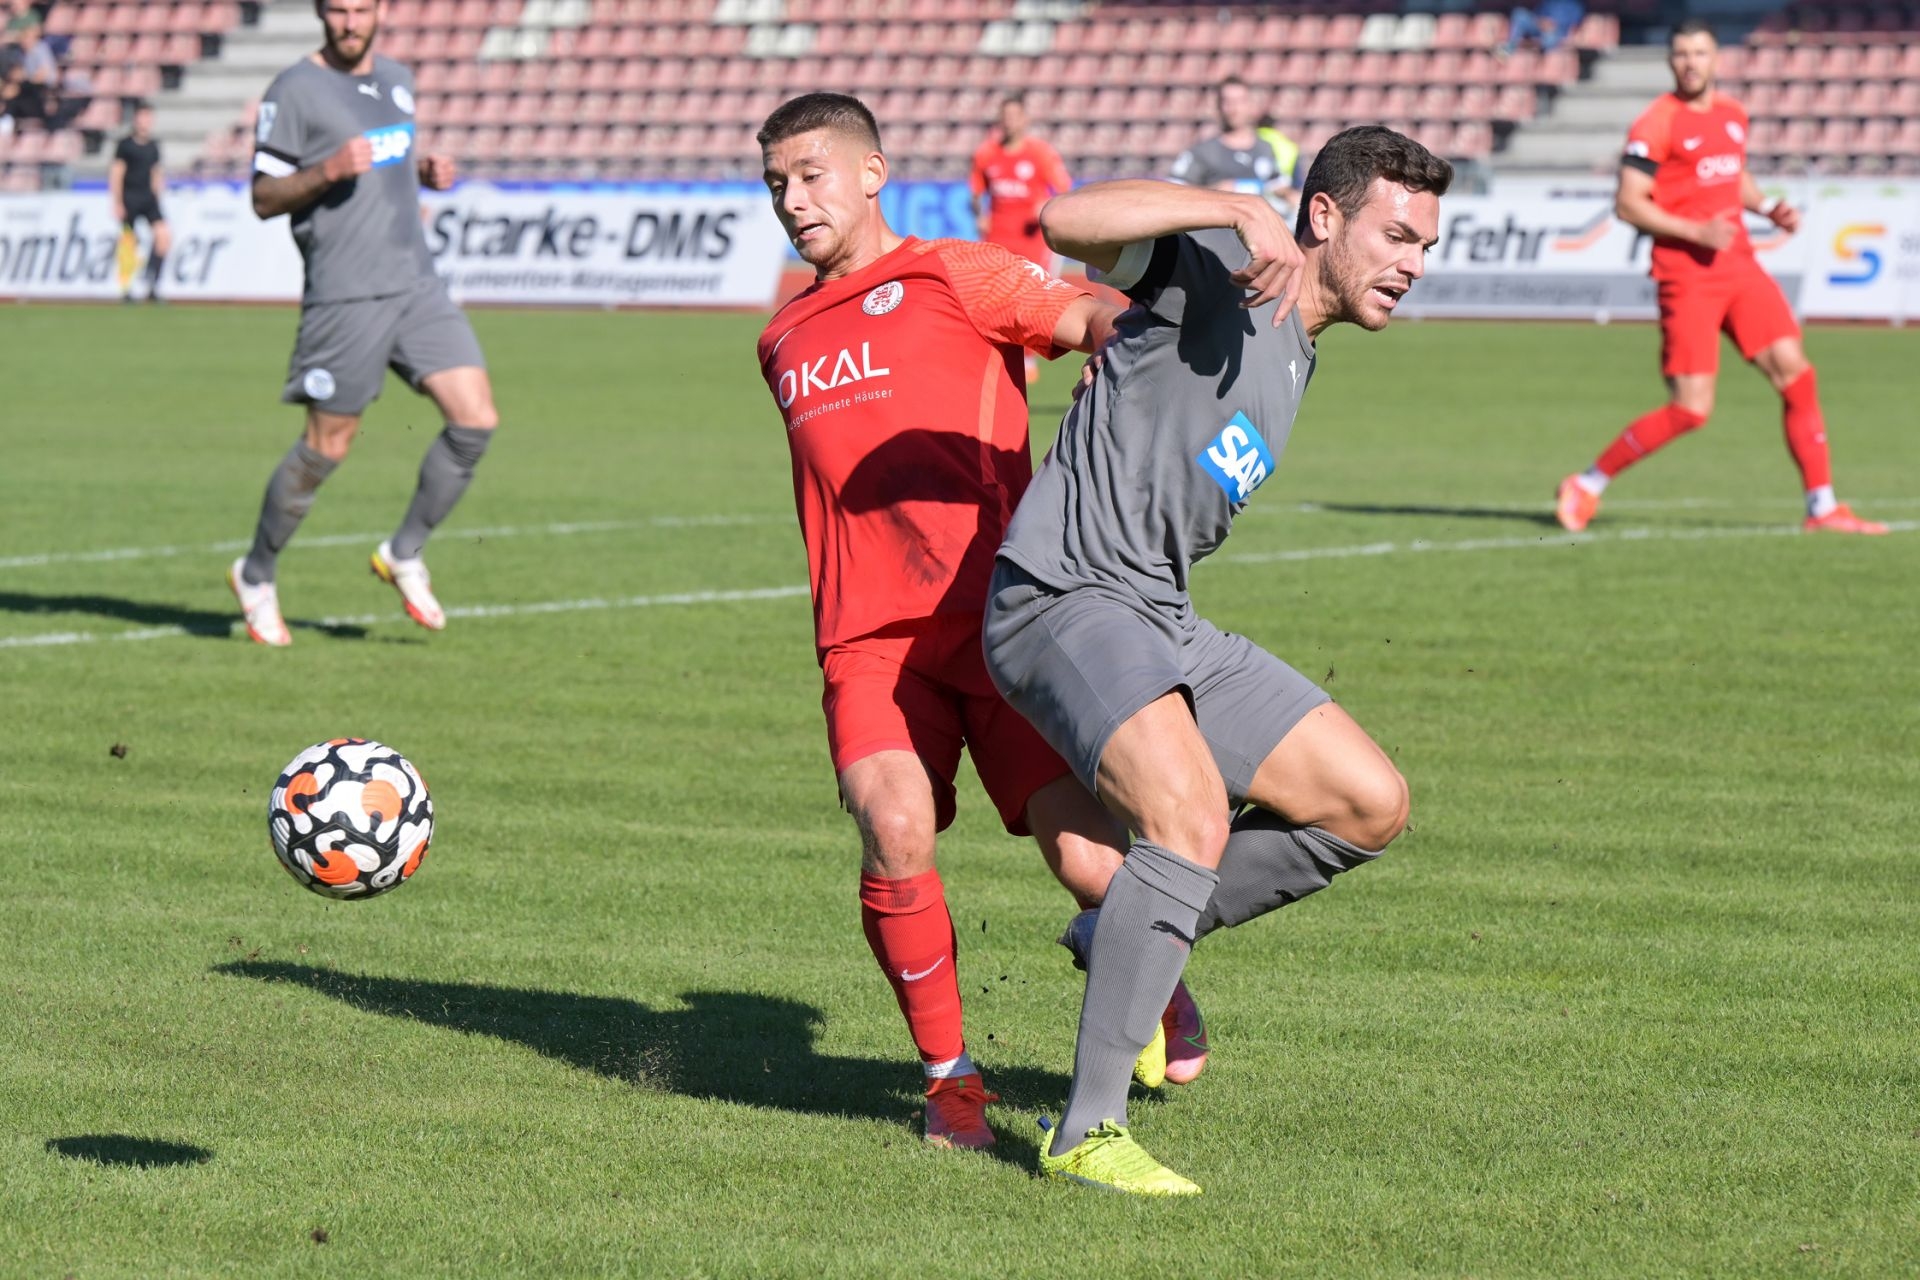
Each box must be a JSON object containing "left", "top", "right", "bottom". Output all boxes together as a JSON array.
[
  {"left": 1657, "top": 263, "right": 1799, "bottom": 377},
  {"left": 821, "top": 613, "right": 1070, "bottom": 836}
]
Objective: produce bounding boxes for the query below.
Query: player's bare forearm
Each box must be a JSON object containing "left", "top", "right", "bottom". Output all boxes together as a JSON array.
[
  {"left": 1051, "top": 296, "right": 1125, "bottom": 355},
  {"left": 1614, "top": 172, "right": 1724, "bottom": 249},
  {"left": 253, "top": 167, "right": 335, "bottom": 219},
  {"left": 1041, "top": 180, "right": 1260, "bottom": 272}
]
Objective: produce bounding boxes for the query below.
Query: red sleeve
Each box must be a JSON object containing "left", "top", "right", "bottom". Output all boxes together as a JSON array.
[
  {"left": 1043, "top": 143, "right": 1071, "bottom": 196},
  {"left": 928, "top": 239, "right": 1089, "bottom": 357},
  {"left": 968, "top": 142, "right": 991, "bottom": 197},
  {"left": 1624, "top": 99, "right": 1673, "bottom": 167}
]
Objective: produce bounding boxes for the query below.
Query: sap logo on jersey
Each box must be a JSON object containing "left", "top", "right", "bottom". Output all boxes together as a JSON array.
[
  {"left": 777, "top": 342, "right": 891, "bottom": 409},
  {"left": 1695, "top": 153, "right": 1742, "bottom": 183},
  {"left": 1197, "top": 411, "right": 1274, "bottom": 503},
  {"left": 365, "top": 123, "right": 415, "bottom": 168}
]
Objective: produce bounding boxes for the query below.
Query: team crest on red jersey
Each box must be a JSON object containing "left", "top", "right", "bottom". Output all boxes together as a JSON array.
[
  {"left": 1726, "top": 120, "right": 1745, "bottom": 144},
  {"left": 862, "top": 282, "right": 904, "bottom": 315}
]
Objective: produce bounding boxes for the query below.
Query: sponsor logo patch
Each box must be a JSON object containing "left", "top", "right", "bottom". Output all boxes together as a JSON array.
[
  {"left": 862, "top": 281, "right": 903, "bottom": 315},
  {"left": 1196, "top": 411, "right": 1275, "bottom": 503},
  {"left": 303, "top": 368, "right": 337, "bottom": 401},
  {"left": 364, "top": 122, "right": 415, "bottom": 168}
]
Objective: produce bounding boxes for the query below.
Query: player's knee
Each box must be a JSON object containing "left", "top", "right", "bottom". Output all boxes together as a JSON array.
[
  {"left": 1336, "top": 763, "right": 1410, "bottom": 853},
  {"left": 1670, "top": 392, "right": 1713, "bottom": 425},
  {"left": 456, "top": 402, "right": 500, "bottom": 430},
  {"left": 856, "top": 802, "right": 936, "bottom": 876},
  {"left": 1139, "top": 794, "right": 1230, "bottom": 867}
]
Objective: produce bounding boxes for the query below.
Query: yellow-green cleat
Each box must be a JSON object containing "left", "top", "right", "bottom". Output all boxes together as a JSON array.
[
  {"left": 1133, "top": 1020, "right": 1167, "bottom": 1089},
  {"left": 1037, "top": 1118, "right": 1200, "bottom": 1196}
]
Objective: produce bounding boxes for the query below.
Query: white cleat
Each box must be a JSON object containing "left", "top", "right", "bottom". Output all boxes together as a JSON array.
[
  {"left": 228, "top": 558, "right": 291, "bottom": 647},
  {"left": 370, "top": 540, "right": 447, "bottom": 631}
]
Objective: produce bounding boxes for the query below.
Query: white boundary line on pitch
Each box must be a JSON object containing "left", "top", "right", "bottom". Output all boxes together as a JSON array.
[
  {"left": 1220, "top": 519, "right": 1919, "bottom": 565},
  {"left": 10, "top": 498, "right": 1920, "bottom": 574},
  {"left": 2, "top": 520, "right": 1912, "bottom": 652},
  {"left": 0, "top": 513, "right": 787, "bottom": 573}
]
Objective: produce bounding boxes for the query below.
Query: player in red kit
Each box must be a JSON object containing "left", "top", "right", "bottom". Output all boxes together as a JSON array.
[
  {"left": 1555, "top": 20, "right": 1885, "bottom": 536},
  {"left": 756, "top": 93, "right": 1198, "bottom": 1151},
  {"left": 970, "top": 91, "right": 1072, "bottom": 271},
  {"left": 970, "top": 92, "right": 1073, "bottom": 383}
]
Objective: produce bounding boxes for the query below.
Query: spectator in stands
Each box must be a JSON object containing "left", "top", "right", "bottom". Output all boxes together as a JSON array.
[
  {"left": 1171, "top": 76, "right": 1298, "bottom": 218},
  {"left": 4, "top": 9, "right": 52, "bottom": 121},
  {"left": 47, "top": 48, "right": 87, "bottom": 129},
  {"left": 1499, "top": 0, "right": 1584, "bottom": 56}
]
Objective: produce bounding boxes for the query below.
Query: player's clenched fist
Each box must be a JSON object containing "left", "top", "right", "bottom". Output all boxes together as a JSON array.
[
  {"left": 1228, "top": 193, "right": 1304, "bottom": 325},
  {"left": 420, "top": 154, "right": 458, "bottom": 191},
  {"left": 322, "top": 135, "right": 374, "bottom": 182}
]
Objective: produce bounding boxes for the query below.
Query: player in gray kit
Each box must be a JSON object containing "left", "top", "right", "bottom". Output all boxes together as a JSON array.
[
  {"left": 984, "top": 126, "right": 1452, "bottom": 1194},
  {"left": 227, "top": 0, "right": 499, "bottom": 646}
]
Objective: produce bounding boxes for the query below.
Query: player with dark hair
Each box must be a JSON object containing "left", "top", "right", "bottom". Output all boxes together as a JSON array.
[
  {"left": 1171, "top": 75, "right": 1297, "bottom": 216},
  {"left": 970, "top": 92, "right": 1074, "bottom": 382},
  {"left": 228, "top": 0, "right": 502, "bottom": 646},
  {"left": 985, "top": 126, "right": 1452, "bottom": 1193},
  {"left": 755, "top": 92, "right": 1204, "bottom": 1150},
  {"left": 1554, "top": 19, "right": 1884, "bottom": 536},
  {"left": 110, "top": 103, "right": 169, "bottom": 304}
]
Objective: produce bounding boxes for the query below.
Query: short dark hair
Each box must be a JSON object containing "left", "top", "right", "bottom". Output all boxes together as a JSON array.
[
  {"left": 756, "top": 92, "right": 882, "bottom": 154},
  {"left": 1670, "top": 18, "right": 1717, "bottom": 43},
  {"left": 999, "top": 90, "right": 1027, "bottom": 109},
  {"left": 1295, "top": 126, "right": 1453, "bottom": 237},
  {"left": 1217, "top": 74, "right": 1248, "bottom": 94}
]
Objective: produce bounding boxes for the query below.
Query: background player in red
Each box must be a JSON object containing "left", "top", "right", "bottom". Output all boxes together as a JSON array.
[
  {"left": 756, "top": 93, "right": 1157, "bottom": 1151},
  {"left": 1554, "top": 20, "right": 1885, "bottom": 536},
  {"left": 970, "top": 91, "right": 1073, "bottom": 271},
  {"left": 970, "top": 92, "right": 1073, "bottom": 383}
]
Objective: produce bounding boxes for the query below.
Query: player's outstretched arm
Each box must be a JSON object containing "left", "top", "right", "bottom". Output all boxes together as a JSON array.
[
  {"left": 252, "top": 135, "right": 372, "bottom": 219},
  {"left": 1614, "top": 165, "right": 1735, "bottom": 251},
  {"left": 1041, "top": 179, "right": 1302, "bottom": 323}
]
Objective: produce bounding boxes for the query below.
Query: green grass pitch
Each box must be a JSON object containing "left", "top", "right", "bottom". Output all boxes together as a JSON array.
[{"left": 1, "top": 304, "right": 1915, "bottom": 1278}]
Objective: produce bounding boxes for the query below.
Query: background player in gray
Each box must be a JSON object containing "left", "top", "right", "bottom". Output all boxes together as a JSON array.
[
  {"left": 228, "top": 0, "right": 500, "bottom": 646},
  {"left": 985, "top": 126, "right": 1452, "bottom": 1194},
  {"left": 1170, "top": 75, "right": 1299, "bottom": 219}
]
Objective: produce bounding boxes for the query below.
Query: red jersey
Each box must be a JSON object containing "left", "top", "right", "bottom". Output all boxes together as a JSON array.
[
  {"left": 757, "top": 237, "right": 1088, "bottom": 658},
  {"left": 1624, "top": 92, "right": 1754, "bottom": 283},
  {"left": 969, "top": 135, "right": 1072, "bottom": 245}
]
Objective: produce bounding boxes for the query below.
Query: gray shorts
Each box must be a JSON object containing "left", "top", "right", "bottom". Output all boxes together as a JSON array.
[
  {"left": 283, "top": 278, "right": 485, "bottom": 416},
  {"left": 983, "top": 559, "right": 1330, "bottom": 805}
]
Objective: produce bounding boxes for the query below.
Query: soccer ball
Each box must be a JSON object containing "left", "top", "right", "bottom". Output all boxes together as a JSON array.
[{"left": 268, "top": 738, "right": 433, "bottom": 900}]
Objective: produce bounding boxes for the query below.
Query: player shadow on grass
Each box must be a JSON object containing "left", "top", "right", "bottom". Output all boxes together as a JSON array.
[
  {"left": 1305, "top": 501, "right": 1563, "bottom": 529},
  {"left": 45, "top": 1135, "right": 212, "bottom": 1168},
  {"left": 0, "top": 590, "right": 372, "bottom": 641},
  {"left": 215, "top": 961, "right": 1082, "bottom": 1167}
]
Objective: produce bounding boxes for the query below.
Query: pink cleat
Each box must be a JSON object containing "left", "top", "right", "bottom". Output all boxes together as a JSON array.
[
  {"left": 923, "top": 1073, "right": 998, "bottom": 1149},
  {"left": 1162, "top": 980, "right": 1209, "bottom": 1085},
  {"left": 1554, "top": 475, "right": 1600, "bottom": 533},
  {"left": 1803, "top": 504, "right": 1887, "bottom": 535}
]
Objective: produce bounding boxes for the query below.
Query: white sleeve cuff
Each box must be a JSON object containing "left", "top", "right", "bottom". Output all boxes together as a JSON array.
[
  {"left": 1091, "top": 238, "right": 1155, "bottom": 290},
  {"left": 253, "top": 151, "right": 296, "bottom": 177}
]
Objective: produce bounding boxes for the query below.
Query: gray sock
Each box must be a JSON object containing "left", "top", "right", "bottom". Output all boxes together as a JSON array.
[
  {"left": 390, "top": 424, "right": 493, "bottom": 561},
  {"left": 242, "top": 440, "right": 337, "bottom": 585},
  {"left": 1195, "top": 807, "right": 1383, "bottom": 940},
  {"left": 1052, "top": 840, "right": 1217, "bottom": 1155}
]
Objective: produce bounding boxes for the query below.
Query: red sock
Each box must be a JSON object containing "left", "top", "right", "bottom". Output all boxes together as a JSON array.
[
  {"left": 860, "top": 870, "right": 964, "bottom": 1065},
  {"left": 1780, "top": 368, "right": 1831, "bottom": 490},
  {"left": 1595, "top": 404, "right": 1708, "bottom": 477}
]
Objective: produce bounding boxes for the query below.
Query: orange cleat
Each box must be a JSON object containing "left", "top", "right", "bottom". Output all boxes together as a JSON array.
[
  {"left": 1803, "top": 504, "right": 1888, "bottom": 535},
  {"left": 923, "top": 1073, "right": 998, "bottom": 1149},
  {"left": 1554, "top": 475, "right": 1601, "bottom": 533},
  {"left": 1161, "top": 980, "right": 1209, "bottom": 1086}
]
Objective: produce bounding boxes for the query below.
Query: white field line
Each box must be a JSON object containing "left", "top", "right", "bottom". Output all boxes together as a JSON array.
[
  {"left": 1221, "top": 519, "right": 1919, "bottom": 566},
  {"left": 0, "top": 513, "right": 786, "bottom": 573},
  {"left": 3, "top": 520, "right": 1913, "bottom": 652},
  {"left": 0, "top": 585, "right": 812, "bottom": 650},
  {"left": 7, "top": 498, "right": 1919, "bottom": 574}
]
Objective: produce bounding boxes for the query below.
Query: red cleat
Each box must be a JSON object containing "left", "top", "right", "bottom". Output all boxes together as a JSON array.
[
  {"left": 1554, "top": 474, "right": 1601, "bottom": 533},
  {"left": 1162, "top": 980, "right": 1209, "bottom": 1086},
  {"left": 923, "top": 1073, "right": 998, "bottom": 1149},
  {"left": 1803, "top": 504, "right": 1888, "bottom": 535}
]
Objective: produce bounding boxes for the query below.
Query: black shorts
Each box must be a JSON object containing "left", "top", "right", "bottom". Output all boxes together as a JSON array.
[{"left": 123, "top": 196, "right": 164, "bottom": 229}]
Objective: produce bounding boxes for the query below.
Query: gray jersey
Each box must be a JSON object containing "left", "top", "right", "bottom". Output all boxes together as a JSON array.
[
  {"left": 1169, "top": 136, "right": 1281, "bottom": 195},
  {"left": 998, "top": 226, "right": 1316, "bottom": 613},
  {"left": 254, "top": 54, "right": 436, "bottom": 304}
]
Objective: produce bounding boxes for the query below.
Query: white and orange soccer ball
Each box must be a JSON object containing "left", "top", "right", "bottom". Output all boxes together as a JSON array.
[{"left": 269, "top": 738, "right": 433, "bottom": 900}]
